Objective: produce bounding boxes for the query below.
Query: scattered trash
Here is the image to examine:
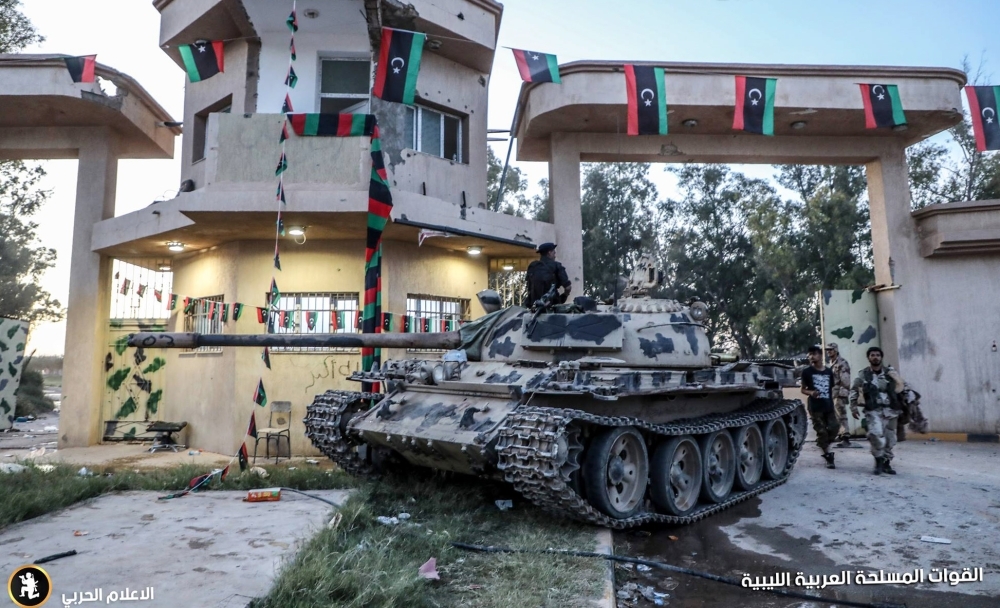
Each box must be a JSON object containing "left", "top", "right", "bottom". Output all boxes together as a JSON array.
[
  {"left": 639, "top": 585, "right": 658, "bottom": 602},
  {"left": 616, "top": 589, "right": 632, "bottom": 600},
  {"left": 659, "top": 578, "right": 679, "bottom": 591},
  {"left": 188, "top": 450, "right": 199, "bottom": 456},
  {"left": 287, "top": 467, "right": 296, "bottom": 470},
  {"left": 14, "top": 416, "right": 27, "bottom": 423},
  {"left": 73, "top": 530, "right": 88, "bottom": 537},
  {"left": 305, "top": 459, "right": 319, "bottom": 465},
  {"left": 495, "top": 499, "right": 513, "bottom": 511},
  {"left": 36, "top": 464, "right": 55, "bottom": 473},
  {"left": 250, "top": 466, "right": 269, "bottom": 478},
  {"left": 637, "top": 564, "right": 652, "bottom": 572},
  {"left": 920, "top": 535, "right": 952, "bottom": 544},
  {"left": 668, "top": 535, "right": 679, "bottom": 541},
  {"left": 25, "top": 415, "right": 36, "bottom": 421},
  {"left": 245, "top": 488, "right": 281, "bottom": 502},
  {"left": 43, "top": 425, "right": 57, "bottom": 432},
  {"left": 23, "top": 435, "right": 35, "bottom": 439},
  {"left": 377, "top": 516, "right": 400, "bottom": 526},
  {"left": 0, "top": 463, "right": 26, "bottom": 474},
  {"left": 418, "top": 557, "right": 440, "bottom": 580},
  {"left": 617, "top": 563, "right": 635, "bottom": 570},
  {"left": 328, "top": 513, "right": 343, "bottom": 530},
  {"left": 34, "top": 550, "right": 77, "bottom": 565},
  {"left": 398, "top": 512, "right": 411, "bottom": 521},
  {"left": 77, "top": 467, "right": 93, "bottom": 477}
]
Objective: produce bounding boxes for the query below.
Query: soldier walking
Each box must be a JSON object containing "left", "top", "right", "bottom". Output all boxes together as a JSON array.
[
  {"left": 849, "top": 346, "right": 906, "bottom": 475},
  {"left": 800, "top": 345, "right": 839, "bottom": 469},
  {"left": 825, "top": 342, "right": 854, "bottom": 447}
]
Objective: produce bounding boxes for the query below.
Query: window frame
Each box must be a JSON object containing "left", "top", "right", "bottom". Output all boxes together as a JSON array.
[
  {"left": 316, "top": 55, "right": 372, "bottom": 115},
  {"left": 405, "top": 294, "right": 471, "bottom": 353},
  {"left": 265, "top": 291, "right": 361, "bottom": 353},
  {"left": 405, "top": 105, "right": 464, "bottom": 163}
]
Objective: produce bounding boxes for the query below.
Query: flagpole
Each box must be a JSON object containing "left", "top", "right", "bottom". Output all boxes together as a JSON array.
[{"left": 492, "top": 104, "right": 519, "bottom": 212}]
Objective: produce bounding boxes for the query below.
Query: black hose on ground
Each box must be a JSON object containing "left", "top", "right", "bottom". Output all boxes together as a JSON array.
[
  {"left": 451, "top": 542, "right": 907, "bottom": 608},
  {"left": 278, "top": 487, "right": 344, "bottom": 507}
]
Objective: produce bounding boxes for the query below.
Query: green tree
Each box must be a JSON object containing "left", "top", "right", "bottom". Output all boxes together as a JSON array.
[
  {"left": 581, "top": 163, "right": 661, "bottom": 300},
  {"left": 0, "top": 1, "right": 60, "bottom": 324},
  {"left": 15, "top": 357, "right": 55, "bottom": 417}
]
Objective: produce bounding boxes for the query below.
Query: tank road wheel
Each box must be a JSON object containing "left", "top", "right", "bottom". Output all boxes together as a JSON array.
[
  {"left": 761, "top": 418, "right": 789, "bottom": 480},
  {"left": 583, "top": 426, "right": 649, "bottom": 519},
  {"left": 650, "top": 435, "right": 703, "bottom": 516},
  {"left": 698, "top": 431, "right": 736, "bottom": 504},
  {"left": 732, "top": 424, "right": 764, "bottom": 491}
]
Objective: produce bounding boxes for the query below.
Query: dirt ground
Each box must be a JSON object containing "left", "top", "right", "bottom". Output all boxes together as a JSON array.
[{"left": 614, "top": 436, "right": 1000, "bottom": 608}]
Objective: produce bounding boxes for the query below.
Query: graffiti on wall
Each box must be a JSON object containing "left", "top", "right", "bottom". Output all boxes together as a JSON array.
[
  {"left": 0, "top": 317, "right": 29, "bottom": 430},
  {"left": 103, "top": 321, "right": 167, "bottom": 440}
]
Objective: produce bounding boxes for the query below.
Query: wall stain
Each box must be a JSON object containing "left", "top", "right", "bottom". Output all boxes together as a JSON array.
[{"left": 900, "top": 321, "right": 930, "bottom": 360}]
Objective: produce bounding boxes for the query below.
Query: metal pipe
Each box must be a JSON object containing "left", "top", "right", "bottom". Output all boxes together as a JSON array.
[{"left": 128, "top": 331, "right": 463, "bottom": 350}]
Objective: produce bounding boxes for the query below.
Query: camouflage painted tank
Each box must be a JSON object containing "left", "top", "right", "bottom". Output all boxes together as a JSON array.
[{"left": 131, "top": 258, "right": 807, "bottom": 528}]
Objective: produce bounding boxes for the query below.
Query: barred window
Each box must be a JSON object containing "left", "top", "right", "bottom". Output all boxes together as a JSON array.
[
  {"left": 406, "top": 294, "right": 470, "bottom": 353},
  {"left": 266, "top": 292, "right": 360, "bottom": 353},
  {"left": 183, "top": 295, "right": 224, "bottom": 352}
]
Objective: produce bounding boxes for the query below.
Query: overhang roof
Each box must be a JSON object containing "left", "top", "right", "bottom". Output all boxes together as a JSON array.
[
  {"left": 514, "top": 61, "right": 967, "bottom": 162},
  {"left": 0, "top": 55, "right": 179, "bottom": 159}
]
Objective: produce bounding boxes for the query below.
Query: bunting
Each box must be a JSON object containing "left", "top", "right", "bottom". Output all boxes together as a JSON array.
[
  {"left": 169, "top": 293, "right": 177, "bottom": 311},
  {"left": 238, "top": 443, "right": 249, "bottom": 471},
  {"left": 154, "top": 289, "right": 163, "bottom": 303},
  {"left": 247, "top": 411, "right": 258, "bottom": 439},
  {"left": 261, "top": 347, "right": 271, "bottom": 370},
  {"left": 253, "top": 379, "right": 267, "bottom": 407},
  {"left": 233, "top": 302, "right": 244, "bottom": 321}
]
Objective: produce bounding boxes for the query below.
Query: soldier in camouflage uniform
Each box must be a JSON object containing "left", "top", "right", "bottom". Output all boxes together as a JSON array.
[
  {"left": 825, "top": 342, "right": 853, "bottom": 447},
  {"left": 849, "top": 346, "right": 906, "bottom": 475}
]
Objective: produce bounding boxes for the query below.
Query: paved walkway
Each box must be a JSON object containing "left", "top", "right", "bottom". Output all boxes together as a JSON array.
[{"left": 1, "top": 490, "right": 350, "bottom": 607}]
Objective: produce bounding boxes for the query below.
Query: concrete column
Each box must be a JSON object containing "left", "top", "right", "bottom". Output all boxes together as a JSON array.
[
  {"left": 60, "top": 130, "right": 118, "bottom": 447},
  {"left": 865, "top": 145, "right": 912, "bottom": 369},
  {"left": 549, "top": 133, "right": 584, "bottom": 288}
]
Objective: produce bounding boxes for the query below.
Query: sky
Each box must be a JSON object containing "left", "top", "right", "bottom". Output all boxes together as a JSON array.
[{"left": 16, "top": 0, "right": 1000, "bottom": 356}]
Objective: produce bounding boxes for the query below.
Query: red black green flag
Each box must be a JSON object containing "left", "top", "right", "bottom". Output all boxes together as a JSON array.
[
  {"left": 261, "top": 346, "right": 271, "bottom": 370},
  {"left": 625, "top": 65, "right": 667, "bottom": 136},
  {"left": 221, "top": 303, "right": 229, "bottom": 322},
  {"left": 169, "top": 293, "right": 177, "bottom": 311},
  {"left": 269, "top": 278, "right": 281, "bottom": 306},
  {"left": 382, "top": 312, "right": 393, "bottom": 332},
  {"left": 256, "top": 307, "right": 266, "bottom": 324},
  {"left": 273, "top": 244, "right": 281, "bottom": 271},
  {"left": 286, "top": 10, "right": 298, "bottom": 32},
  {"left": 220, "top": 464, "right": 230, "bottom": 481},
  {"left": 253, "top": 378, "right": 267, "bottom": 407},
  {"left": 208, "top": 301, "right": 217, "bottom": 320},
  {"left": 119, "top": 278, "right": 131, "bottom": 295},
  {"left": 289, "top": 38, "right": 296, "bottom": 61},
  {"left": 402, "top": 315, "right": 413, "bottom": 332},
  {"left": 275, "top": 152, "right": 288, "bottom": 176},
  {"left": 276, "top": 181, "right": 286, "bottom": 205},
  {"left": 183, "top": 296, "right": 193, "bottom": 314},
  {"left": 421, "top": 317, "right": 431, "bottom": 333},
  {"left": 512, "top": 49, "right": 560, "bottom": 83},
  {"left": 362, "top": 124, "right": 392, "bottom": 392},
  {"left": 285, "top": 65, "right": 298, "bottom": 89},
  {"left": 965, "top": 85, "right": 1000, "bottom": 151},
  {"left": 233, "top": 302, "right": 244, "bottom": 321},
  {"left": 247, "top": 411, "right": 258, "bottom": 439},
  {"left": 137, "top": 284, "right": 147, "bottom": 298},
  {"left": 734, "top": 76, "right": 777, "bottom": 135},
  {"left": 238, "top": 443, "right": 249, "bottom": 471},
  {"left": 288, "top": 113, "right": 377, "bottom": 137},
  {"left": 306, "top": 311, "right": 317, "bottom": 330},
  {"left": 178, "top": 41, "right": 224, "bottom": 83},
  {"left": 373, "top": 28, "right": 425, "bottom": 105},
  {"left": 279, "top": 121, "right": 289, "bottom": 144},
  {"left": 281, "top": 93, "right": 294, "bottom": 114},
  {"left": 64, "top": 55, "right": 96, "bottom": 83},
  {"left": 860, "top": 84, "right": 905, "bottom": 129},
  {"left": 154, "top": 289, "right": 162, "bottom": 303}
]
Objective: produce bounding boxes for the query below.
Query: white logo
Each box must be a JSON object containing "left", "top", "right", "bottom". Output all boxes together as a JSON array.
[{"left": 18, "top": 573, "right": 39, "bottom": 600}]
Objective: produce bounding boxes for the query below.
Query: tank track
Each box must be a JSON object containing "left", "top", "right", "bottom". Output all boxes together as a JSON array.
[
  {"left": 496, "top": 399, "right": 807, "bottom": 529},
  {"left": 304, "top": 389, "right": 382, "bottom": 477}
]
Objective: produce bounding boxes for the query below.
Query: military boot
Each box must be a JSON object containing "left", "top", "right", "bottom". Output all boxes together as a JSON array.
[
  {"left": 882, "top": 459, "right": 897, "bottom": 475},
  {"left": 836, "top": 434, "right": 852, "bottom": 448},
  {"left": 873, "top": 456, "right": 884, "bottom": 475},
  {"left": 822, "top": 452, "right": 836, "bottom": 469}
]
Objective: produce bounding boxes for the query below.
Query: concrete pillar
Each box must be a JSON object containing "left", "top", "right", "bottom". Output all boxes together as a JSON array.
[
  {"left": 549, "top": 133, "right": 584, "bottom": 288},
  {"left": 60, "top": 130, "right": 118, "bottom": 447},
  {"left": 865, "top": 145, "right": 912, "bottom": 369}
]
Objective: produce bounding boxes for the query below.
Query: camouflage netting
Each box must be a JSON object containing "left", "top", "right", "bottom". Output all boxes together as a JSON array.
[
  {"left": 0, "top": 317, "right": 30, "bottom": 430},
  {"left": 458, "top": 307, "right": 525, "bottom": 361}
]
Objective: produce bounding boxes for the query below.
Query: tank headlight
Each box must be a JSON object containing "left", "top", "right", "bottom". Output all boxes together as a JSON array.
[{"left": 689, "top": 301, "right": 709, "bottom": 322}]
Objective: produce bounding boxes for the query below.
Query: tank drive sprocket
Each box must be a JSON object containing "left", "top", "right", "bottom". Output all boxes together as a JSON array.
[
  {"left": 304, "top": 389, "right": 381, "bottom": 477},
  {"left": 496, "top": 399, "right": 805, "bottom": 529}
]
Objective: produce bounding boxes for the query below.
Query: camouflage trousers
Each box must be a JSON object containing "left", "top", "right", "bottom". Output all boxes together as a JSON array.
[
  {"left": 865, "top": 407, "right": 899, "bottom": 460},
  {"left": 834, "top": 397, "right": 850, "bottom": 436},
  {"left": 810, "top": 409, "right": 841, "bottom": 452}
]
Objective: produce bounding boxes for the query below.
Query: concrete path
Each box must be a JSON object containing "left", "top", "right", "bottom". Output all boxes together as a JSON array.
[{"left": 1, "top": 489, "right": 350, "bottom": 607}]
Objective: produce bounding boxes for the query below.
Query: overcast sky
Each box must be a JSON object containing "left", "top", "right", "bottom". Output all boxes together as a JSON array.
[{"left": 18, "top": 0, "right": 1000, "bottom": 355}]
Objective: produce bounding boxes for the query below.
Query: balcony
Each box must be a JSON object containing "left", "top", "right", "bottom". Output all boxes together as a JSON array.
[{"left": 913, "top": 199, "right": 1000, "bottom": 257}]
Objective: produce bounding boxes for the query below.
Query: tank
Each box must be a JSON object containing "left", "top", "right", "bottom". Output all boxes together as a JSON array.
[{"left": 130, "top": 256, "right": 807, "bottom": 528}]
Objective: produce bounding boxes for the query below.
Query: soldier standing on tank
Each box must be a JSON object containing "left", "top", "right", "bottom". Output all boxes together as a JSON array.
[
  {"left": 849, "top": 346, "right": 906, "bottom": 475},
  {"left": 526, "top": 242, "right": 572, "bottom": 306},
  {"left": 800, "top": 345, "right": 839, "bottom": 469},
  {"left": 825, "top": 342, "right": 854, "bottom": 447}
]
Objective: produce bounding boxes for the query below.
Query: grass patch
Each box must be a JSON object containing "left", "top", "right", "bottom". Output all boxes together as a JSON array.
[
  {"left": 0, "top": 462, "right": 353, "bottom": 531},
  {"left": 253, "top": 470, "right": 605, "bottom": 608}
]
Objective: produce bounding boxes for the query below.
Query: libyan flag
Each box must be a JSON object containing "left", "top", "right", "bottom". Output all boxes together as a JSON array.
[
  {"left": 64, "top": 55, "right": 96, "bottom": 83},
  {"left": 625, "top": 65, "right": 667, "bottom": 136},
  {"left": 966, "top": 85, "right": 1000, "bottom": 151},
  {"left": 288, "top": 113, "right": 377, "bottom": 137},
  {"left": 373, "top": 27, "right": 425, "bottom": 105},
  {"left": 253, "top": 378, "right": 267, "bottom": 407},
  {"left": 860, "top": 84, "right": 906, "bottom": 129},
  {"left": 179, "top": 41, "right": 224, "bottom": 83},
  {"left": 512, "top": 49, "right": 560, "bottom": 83},
  {"left": 734, "top": 76, "right": 776, "bottom": 135}
]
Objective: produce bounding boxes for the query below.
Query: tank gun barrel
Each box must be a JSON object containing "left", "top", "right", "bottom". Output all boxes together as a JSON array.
[{"left": 128, "top": 331, "right": 462, "bottom": 350}]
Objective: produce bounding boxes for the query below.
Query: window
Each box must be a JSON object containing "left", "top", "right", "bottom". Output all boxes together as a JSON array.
[
  {"left": 192, "top": 96, "right": 232, "bottom": 162},
  {"left": 266, "top": 292, "right": 360, "bottom": 353},
  {"left": 404, "top": 105, "right": 463, "bottom": 162},
  {"left": 184, "top": 295, "right": 224, "bottom": 352},
  {"left": 319, "top": 58, "right": 370, "bottom": 114},
  {"left": 406, "top": 294, "right": 470, "bottom": 352}
]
